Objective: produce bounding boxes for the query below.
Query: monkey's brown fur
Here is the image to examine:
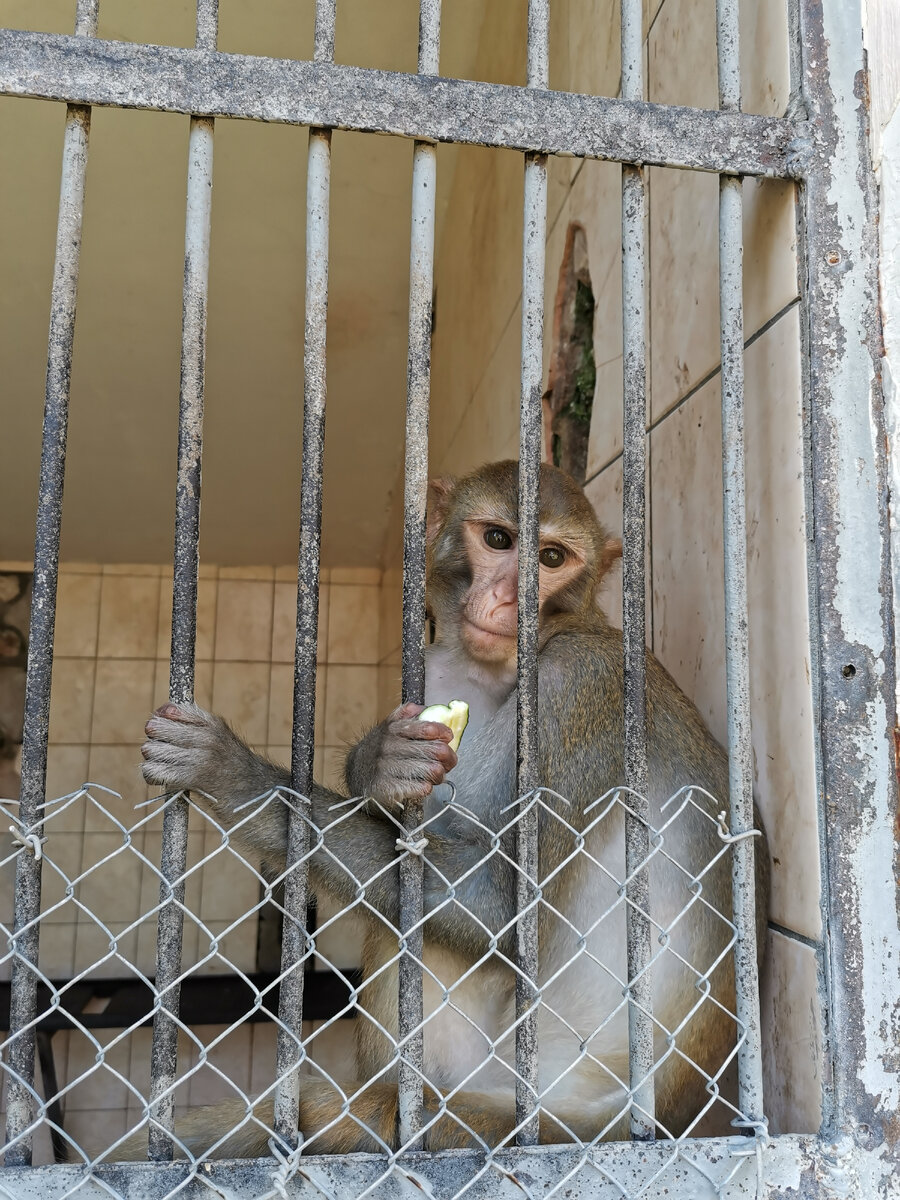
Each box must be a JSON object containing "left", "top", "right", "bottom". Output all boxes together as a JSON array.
[{"left": 134, "top": 460, "right": 769, "bottom": 1160}]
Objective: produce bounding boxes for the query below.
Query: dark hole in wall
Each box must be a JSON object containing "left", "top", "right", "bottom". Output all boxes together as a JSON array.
[{"left": 543, "top": 222, "right": 596, "bottom": 486}]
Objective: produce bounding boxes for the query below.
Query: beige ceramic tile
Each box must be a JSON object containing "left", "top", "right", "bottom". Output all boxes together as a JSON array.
[
  {"left": 329, "top": 568, "right": 382, "bottom": 586},
  {"left": 0, "top": 560, "right": 35, "bottom": 572},
  {"left": 741, "top": 0, "right": 791, "bottom": 117},
  {"left": 377, "top": 661, "right": 402, "bottom": 721},
  {"left": 188, "top": 1024, "right": 253, "bottom": 1105},
  {"left": 377, "top": 567, "right": 402, "bottom": 663},
  {"left": 197, "top": 919, "right": 258, "bottom": 974},
  {"left": 72, "top": 920, "right": 140, "bottom": 979},
  {"left": 77, "top": 833, "right": 145, "bottom": 923},
  {"left": 267, "top": 663, "right": 325, "bottom": 746},
  {"left": 760, "top": 930, "right": 823, "bottom": 1135},
  {"left": 45, "top": 745, "right": 90, "bottom": 821},
  {"left": 214, "top": 579, "right": 274, "bottom": 662},
  {"left": 40, "top": 832, "right": 88, "bottom": 922},
  {"left": 49, "top": 659, "right": 96, "bottom": 745},
  {"left": 54, "top": 572, "right": 101, "bottom": 657},
  {"left": 152, "top": 658, "right": 214, "bottom": 712},
  {"left": 200, "top": 834, "right": 263, "bottom": 922},
  {"left": 650, "top": 376, "right": 727, "bottom": 745},
  {"left": 85, "top": 745, "right": 148, "bottom": 830},
  {"left": 102, "top": 564, "right": 161, "bottom": 577},
  {"left": 156, "top": 576, "right": 217, "bottom": 660},
  {"left": 139, "top": 831, "right": 205, "bottom": 922},
  {"left": 315, "top": 892, "right": 365, "bottom": 971},
  {"left": 305, "top": 1019, "right": 357, "bottom": 1085},
  {"left": 650, "top": 311, "right": 819, "bottom": 936},
  {"left": 744, "top": 310, "right": 819, "bottom": 937},
  {"left": 64, "top": 1109, "right": 128, "bottom": 1160},
  {"left": 275, "top": 564, "right": 298, "bottom": 582},
  {"left": 272, "top": 580, "right": 329, "bottom": 663},
  {"left": 211, "top": 662, "right": 271, "bottom": 745},
  {"left": 322, "top": 665, "right": 379, "bottom": 746},
  {"left": 563, "top": 0, "right": 621, "bottom": 98},
  {"left": 218, "top": 566, "right": 275, "bottom": 580},
  {"left": 90, "top": 659, "right": 156, "bottom": 744},
  {"left": 37, "top": 923, "right": 76, "bottom": 978},
  {"left": 250, "top": 1023, "right": 278, "bottom": 1096},
  {"left": 65, "top": 1029, "right": 134, "bottom": 1112},
  {"left": 327, "top": 584, "right": 380, "bottom": 664},
  {"left": 586, "top": 356, "right": 625, "bottom": 477},
  {"left": 647, "top": 0, "right": 799, "bottom": 421}
]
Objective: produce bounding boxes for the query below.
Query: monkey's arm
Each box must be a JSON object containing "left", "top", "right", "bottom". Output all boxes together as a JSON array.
[{"left": 142, "top": 703, "right": 516, "bottom": 951}]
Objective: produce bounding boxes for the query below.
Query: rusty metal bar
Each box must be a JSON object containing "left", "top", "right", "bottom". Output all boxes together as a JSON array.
[
  {"left": 796, "top": 0, "right": 899, "bottom": 1149},
  {"left": 272, "top": 0, "right": 335, "bottom": 1151},
  {"left": 3, "top": 0, "right": 98, "bottom": 1167},
  {"left": 716, "top": 0, "right": 765, "bottom": 1127},
  {"left": 0, "top": 30, "right": 805, "bottom": 180},
  {"left": 147, "top": 0, "right": 218, "bottom": 1161},
  {"left": 396, "top": 0, "right": 441, "bottom": 1152},
  {"left": 514, "top": 0, "right": 548, "bottom": 1149},
  {"left": 620, "top": 0, "right": 655, "bottom": 1145}
]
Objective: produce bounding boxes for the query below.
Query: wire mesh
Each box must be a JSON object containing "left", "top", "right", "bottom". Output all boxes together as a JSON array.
[{"left": 0, "top": 773, "right": 765, "bottom": 1199}]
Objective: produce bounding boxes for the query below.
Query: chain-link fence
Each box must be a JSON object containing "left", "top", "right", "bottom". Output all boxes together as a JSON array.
[{"left": 0, "top": 778, "right": 768, "bottom": 1198}]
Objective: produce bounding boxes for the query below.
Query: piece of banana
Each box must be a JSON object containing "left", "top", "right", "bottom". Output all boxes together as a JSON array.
[{"left": 418, "top": 700, "right": 469, "bottom": 752}]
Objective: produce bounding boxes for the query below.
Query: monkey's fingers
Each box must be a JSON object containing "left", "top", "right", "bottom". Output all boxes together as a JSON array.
[
  {"left": 389, "top": 718, "right": 455, "bottom": 743},
  {"left": 145, "top": 701, "right": 213, "bottom": 737}
]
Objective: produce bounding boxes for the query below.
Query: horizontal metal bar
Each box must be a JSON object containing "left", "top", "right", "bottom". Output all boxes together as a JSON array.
[
  {"left": 0, "top": 1135, "right": 843, "bottom": 1198},
  {"left": 0, "top": 29, "right": 806, "bottom": 178}
]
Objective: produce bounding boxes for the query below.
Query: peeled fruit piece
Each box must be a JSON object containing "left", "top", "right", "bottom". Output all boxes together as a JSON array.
[{"left": 418, "top": 700, "right": 469, "bottom": 752}]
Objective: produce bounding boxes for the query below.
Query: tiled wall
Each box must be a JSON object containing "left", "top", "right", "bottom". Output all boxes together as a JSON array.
[
  {"left": 420, "top": 0, "right": 821, "bottom": 1137},
  {"left": 0, "top": 560, "right": 384, "bottom": 1161}
]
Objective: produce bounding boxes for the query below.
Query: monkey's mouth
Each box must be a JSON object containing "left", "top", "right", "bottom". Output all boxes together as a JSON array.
[{"left": 462, "top": 616, "right": 516, "bottom": 643}]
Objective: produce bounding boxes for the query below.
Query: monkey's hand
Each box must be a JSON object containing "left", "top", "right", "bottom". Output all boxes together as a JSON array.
[
  {"left": 141, "top": 702, "right": 290, "bottom": 810},
  {"left": 345, "top": 702, "right": 458, "bottom": 810}
]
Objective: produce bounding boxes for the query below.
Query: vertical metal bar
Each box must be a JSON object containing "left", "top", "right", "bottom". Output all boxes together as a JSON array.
[
  {"left": 3, "top": 0, "right": 98, "bottom": 1166},
  {"left": 515, "top": 0, "right": 548, "bottom": 1148},
  {"left": 396, "top": 0, "right": 441, "bottom": 1150},
  {"left": 148, "top": 0, "right": 218, "bottom": 1161},
  {"left": 716, "top": 0, "right": 765, "bottom": 1127},
  {"left": 272, "top": 0, "right": 335, "bottom": 1150},
  {"left": 620, "top": 0, "right": 655, "bottom": 1144}
]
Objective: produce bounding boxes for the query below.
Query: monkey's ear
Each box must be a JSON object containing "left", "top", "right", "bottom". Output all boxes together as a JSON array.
[
  {"left": 426, "top": 476, "right": 458, "bottom": 545},
  {"left": 598, "top": 535, "right": 623, "bottom": 579}
]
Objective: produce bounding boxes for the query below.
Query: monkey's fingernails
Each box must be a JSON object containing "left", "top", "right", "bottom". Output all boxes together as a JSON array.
[{"left": 153, "top": 703, "right": 183, "bottom": 720}]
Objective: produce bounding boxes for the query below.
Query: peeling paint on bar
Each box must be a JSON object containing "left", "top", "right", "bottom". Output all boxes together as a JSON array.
[
  {"left": 716, "top": 0, "right": 765, "bottom": 1133},
  {"left": 797, "top": 0, "right": 900, "bottom": 1171},
  {"left": 621, "top": 0, "right": 654, "bottom": 1138},
  {"left": 148, "top": 0, "right": 219, "bottom": 1160},
  {"left": 3, "top": 0, "right": 98, "bottom": 1168},
  {"left": 514, "top": 3, "right": 549, "bottom": 1145},
  {"left": 396, "top": 0, "right": 441, "bottom": 1150},
  {"left": 0, "top": 30, "right": 805, "bottom": 180},
  {"left": 273, "top": 2, "right": 337, "bottom": 1150}
]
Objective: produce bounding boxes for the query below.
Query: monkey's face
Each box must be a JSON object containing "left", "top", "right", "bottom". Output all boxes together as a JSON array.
[{"left": 456, "top": 516, "right": 588, "bottom": 666}]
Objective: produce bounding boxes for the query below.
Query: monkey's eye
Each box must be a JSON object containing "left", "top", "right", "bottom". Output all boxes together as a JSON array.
[
  {"left": 484, "top": 527, "right": 513, "bottom": 551},
  {"left": 539, "top": 545, "right": 566, "bottom": 569}
]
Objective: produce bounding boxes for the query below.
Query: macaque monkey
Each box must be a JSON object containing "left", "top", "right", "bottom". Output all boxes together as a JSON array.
[{"left": 137, "top": 460, "right": 768, "bottom": 1158}]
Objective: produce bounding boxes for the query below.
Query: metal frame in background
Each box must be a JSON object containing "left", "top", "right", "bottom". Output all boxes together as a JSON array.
[{"left": 0, "top": 0, "right": 896, "bottom": 1193}]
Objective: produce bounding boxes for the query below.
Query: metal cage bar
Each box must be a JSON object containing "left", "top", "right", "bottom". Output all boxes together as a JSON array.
[
  {"left": 396, "top": 0, "right": 441, "bottom": 1150},
  {"left": 3, "top": 0, "right": 98, "bottom": 1168},
  {"left": 620, "top": 0, "right": 655, "bottom": 1144},
  {"left": 272, "top": 0, "right": 336, "bottom": 1150},
  {"left": 0, "top": 31, "right": 802, "bottom": 179},
  {"left": 514, "top": 0, "right": 549, "bottom": 1148},
  {"left": 147, "top": 0, "right": 218, "bottom": 1161},
  {"left": 715, "top": 0, "right": 765, "bottom": 1126}
]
